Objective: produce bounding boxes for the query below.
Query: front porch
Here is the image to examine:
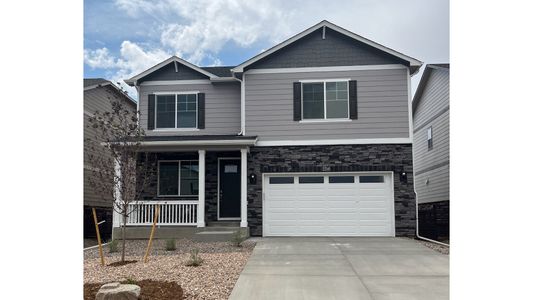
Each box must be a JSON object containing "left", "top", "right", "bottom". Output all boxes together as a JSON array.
[{"left": 111, "top": 135, "right": 257, "bottom": 240}]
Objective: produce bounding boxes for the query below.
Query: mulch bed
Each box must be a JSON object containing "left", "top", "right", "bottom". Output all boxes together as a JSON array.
[{"left": 84, "top": 280, "right": 184, "bottom": 300}]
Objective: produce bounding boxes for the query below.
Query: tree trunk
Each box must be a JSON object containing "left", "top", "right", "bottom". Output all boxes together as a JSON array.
[{"left": 121, "top": 212, "right": 126, "bottom": 262}]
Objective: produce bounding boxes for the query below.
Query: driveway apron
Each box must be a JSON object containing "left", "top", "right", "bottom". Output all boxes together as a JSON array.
[{"left": 229, "top": 237, "right": 449, "bottom": 300}]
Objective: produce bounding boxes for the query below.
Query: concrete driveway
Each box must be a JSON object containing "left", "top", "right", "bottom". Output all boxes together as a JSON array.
[{"left": 229, "top": 237, "right": 449, "bottom": 300}]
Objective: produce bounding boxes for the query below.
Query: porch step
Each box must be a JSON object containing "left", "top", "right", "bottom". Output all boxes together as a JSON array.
[
  {"left": 207, "top": 221, "right": 241, "bottom": 227},
  {"left": 193, "top": 226, "right": 248, "bottom": 242}
]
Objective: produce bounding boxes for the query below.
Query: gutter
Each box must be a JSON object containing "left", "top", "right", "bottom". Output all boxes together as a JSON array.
[{"left": 138, "top": 138, "right": 257, "bottom": 147}]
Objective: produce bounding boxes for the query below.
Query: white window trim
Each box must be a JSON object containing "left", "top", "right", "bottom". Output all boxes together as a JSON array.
[
  {"left": 427, "top": 126, "right": 433, "bottom": 150},
  {"left": 300, "top": 79, "right": 350, "bottom": 121},
  {"left": 157, "top": 160, "right": 200, "bottom": 197},
  {"left": 154, "top": 92, "right": 199, "bottom": 130}
]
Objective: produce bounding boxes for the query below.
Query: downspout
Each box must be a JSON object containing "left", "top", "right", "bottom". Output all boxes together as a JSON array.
[
  {"left": 409, "top": 69, "right": 449, "bottom": 247},
  {"left": 232, "top": 71, "right": 245, "bottom": 136}
]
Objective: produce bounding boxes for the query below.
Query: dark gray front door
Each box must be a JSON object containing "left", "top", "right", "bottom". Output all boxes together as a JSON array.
[{"left": 219, "top": 159, "right": 241, "bottom": 219}]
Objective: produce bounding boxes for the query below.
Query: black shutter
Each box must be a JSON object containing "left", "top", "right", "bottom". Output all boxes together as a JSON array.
[
  {"left": 197, "top": 93, "right": 205, "bottom": 129},
  {"left": 148, "top": 94, "right": 155, "bottom": 130},
  {"left": 349, "top": 80, "right": 358, "bottom": 119},
  {"left": 293, "top": 82, "right": 302, "bottom": 121}
]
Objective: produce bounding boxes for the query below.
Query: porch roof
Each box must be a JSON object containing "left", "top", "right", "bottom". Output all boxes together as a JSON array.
[{"left": 137, "top": 135, "right": 257, "bottom": 150}]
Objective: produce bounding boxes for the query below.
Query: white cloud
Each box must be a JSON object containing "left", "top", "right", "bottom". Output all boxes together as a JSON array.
[
  {"left": 115, "top": 0, "right": 297, "bottom": 64},
  {"left": 84, "top": 41, "right": 171, "bottom": 98},
  {"left": 83, "top": 48, "right": 117, "bottom": 69}
]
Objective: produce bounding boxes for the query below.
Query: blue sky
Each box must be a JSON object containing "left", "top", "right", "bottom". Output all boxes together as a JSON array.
[{"left": 84, "top": 0, "right": 449, "bottom": 98}]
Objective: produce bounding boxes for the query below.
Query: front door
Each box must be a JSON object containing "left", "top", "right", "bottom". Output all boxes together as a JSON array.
[{"left": 218, "top": 158, "right": 241, "bottom": 219}]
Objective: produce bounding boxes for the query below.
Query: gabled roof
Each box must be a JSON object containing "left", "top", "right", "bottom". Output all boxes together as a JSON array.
[
  {"left": 232, "top": 20, "right": 423, "bottom": 74},
  {"left": 412, "top": 63, "right": 450, "bottom": 112},
  {"left": 124, "top": 56, "right": 220, "bottom": 86},
  {"left": 84, "top": 78, "right": 137, "bottom": 106},
  {"left": 201, "top": 66, "right": 234, "bottom": 77},
  {"left": 84, "top": 78, "right": 108, "bottom": 88}
]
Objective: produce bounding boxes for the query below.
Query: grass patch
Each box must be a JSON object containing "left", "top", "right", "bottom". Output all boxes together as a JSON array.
[
  {"left": 185, "top": 248, "right": 203, "bottom": 267},
  {"left": 165, "top": 239, "right": 177, "bottom": 251},
  {"left": 108, "top": 240, "right": 119, "bottom": 253},
  {"left": 230, "top": 230, "right": 247, "bottom": 247}
]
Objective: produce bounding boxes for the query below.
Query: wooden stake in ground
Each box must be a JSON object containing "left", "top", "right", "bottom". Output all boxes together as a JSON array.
[
  {"left": 144, "top": 204, "right": 160, "bottom": 263},
  {"left": 92, "top": 207, "right": 105, "bottom": 266}
]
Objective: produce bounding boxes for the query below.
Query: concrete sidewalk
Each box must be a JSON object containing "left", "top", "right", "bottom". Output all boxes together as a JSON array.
[{"left": 229, "top": 237, "right": 449, "bottom": 300}]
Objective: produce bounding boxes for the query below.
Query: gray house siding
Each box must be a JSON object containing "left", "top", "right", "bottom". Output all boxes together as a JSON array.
[
  {"left": 246, "top": 27, "right": 407, "bottom": 70},
  {"left": 414, "top": 164, "right": 449, "bottom": 204},
  {"left": 139, "top": 82, "right": 241, "bottom": 136},
  {"left": 84, "top": 84, "right": 137, "bottom": 208},
  {"left": 138, "top": 62, "right": 209, "bottom": 83},
  {"left": 85, "top": 86, "right": 120, "bottom": 208},
  {"left": 245, "top": 68, "right": 410, "bottom": 141},
  {"left": 413, "top": 67, "right": 450, "bottom": 205}
]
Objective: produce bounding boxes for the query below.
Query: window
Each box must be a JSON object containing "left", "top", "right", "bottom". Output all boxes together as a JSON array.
[
  {"left": 156, "top": 93, "right": 197, "bottom": 129},
  {"left": 269, "top": 177, "right": 294, "bottom": 184},
  {"left": 329, "top": 176, "right": 354, "bottom": 183},
  {"left": 158, "top": 160, "right": 199, "bottom": 196},
  {"left": 302, "top": 81, "right": 349, "bottom": 120},
  {"left": 359, "top": 176, "right": 385, "bottom": 183},
  {"left": 427, "top": 127, "right": 433, "bottom": 150},
  {"left": 299, "top": 176, "right": 324, "bottom": 184},
  {"left": 155, "top": 95, "right": 176, "bottom": 128}
]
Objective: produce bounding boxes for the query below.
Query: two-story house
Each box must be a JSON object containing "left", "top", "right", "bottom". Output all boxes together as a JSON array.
[
  {"left": 118, "top": 20, "right": 422, "bottom": 239},
  {"left": 84, "top": 78, "right": 137, "bottom": 243},
  {"left": 412, "top": 64, "right": 450, "bottom": 243}
]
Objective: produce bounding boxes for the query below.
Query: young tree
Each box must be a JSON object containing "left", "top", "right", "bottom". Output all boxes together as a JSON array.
[{"left": 85, "top": 92, "right": 155, "bottom": 263}]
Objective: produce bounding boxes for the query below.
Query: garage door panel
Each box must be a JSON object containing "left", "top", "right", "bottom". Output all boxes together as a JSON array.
[{"left": 264, "top": 173, "right": 394, "bottom": 237}]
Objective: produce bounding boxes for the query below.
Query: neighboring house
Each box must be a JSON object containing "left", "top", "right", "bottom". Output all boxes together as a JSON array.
[
  {"left": 118, "top": 20, "right": 422, "bottom": 239},
  {"left": 412, "top": 64, "right": 450, "bottom": 242},
  {"left": 84, "top": 78, "right": 137, "bottom": 241}
]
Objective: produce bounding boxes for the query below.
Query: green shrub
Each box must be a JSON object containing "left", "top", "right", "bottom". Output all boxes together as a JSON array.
[
  {"left": 165, "top": 239, "right": 176, "bottom": 251},
  {"left": 230, "top": 230, "right": 247, "bottom": 247},
  {"left": 124, "top": 277, "right": 137, "bottom": 285},
  {"left": 108, "top": 240, "right": 119, "bottom": 253},
  {"left": 185, "top": 248, "right": 203, "bottom": 267}
]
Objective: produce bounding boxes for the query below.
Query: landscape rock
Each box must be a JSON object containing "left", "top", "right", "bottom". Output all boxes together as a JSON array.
[{"left": 95, "top": 282, "right": 141, "bottom": 300}]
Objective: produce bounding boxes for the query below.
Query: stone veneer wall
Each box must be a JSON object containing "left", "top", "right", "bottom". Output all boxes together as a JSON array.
[
  {"left": 418, "top": 200, "right": 449, "bottom": 242},
  {"left": 246, "top": 144, "right": 416, "bottom": 237}
]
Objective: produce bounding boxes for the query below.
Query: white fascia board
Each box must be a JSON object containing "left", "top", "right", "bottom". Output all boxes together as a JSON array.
[
  {"left": 210, "top": 77, "right": 238, "bottom": 82},
  {"left": 244, "top": 64, "right": 407, "bottom": 75},
  {"left": 139, "top": 139, "right": 257, "bottom": 147},
  {"left": 255, "top": 138, "right": 411, "bottom": 147},
  {"left": 125, "top": 56, "right": 219, "bottom": 85},
  {"left": 140, "top": 80, "right": 211, "bottom": 86},
  {"left": 232, "top": 20, "right": 422, "bottom": 73}
]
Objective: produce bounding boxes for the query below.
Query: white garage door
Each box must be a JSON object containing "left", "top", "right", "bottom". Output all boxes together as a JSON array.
[{"left": 263, "top": 173, "right": 394, "bottom": 236}]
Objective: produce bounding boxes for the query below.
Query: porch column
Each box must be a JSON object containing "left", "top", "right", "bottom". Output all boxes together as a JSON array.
[
  {"left": 197, "top": 150, "right": 206, "bottom": 227},
  {"left": 240, "top": 148, "right": 248, "bottom": 227},
  {"left": 112, "top": 158, "right": 121, "bottom": 240}
]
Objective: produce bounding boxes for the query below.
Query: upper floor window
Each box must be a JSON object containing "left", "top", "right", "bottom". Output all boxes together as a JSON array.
[
  {"left": 302, "top": 80, "right": 349, "bottom": 120},
  {"left": 155, "top": 93, "right": 197, "bottom": 129},
  {"left": 427, "top": 127, "right": 433, "bottom": 150}
]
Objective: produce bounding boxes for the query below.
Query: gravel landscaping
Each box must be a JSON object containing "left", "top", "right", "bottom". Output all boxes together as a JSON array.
[
  {"left": 84, "top": 239, "right": 255, "bottom": 300},
  {"left": 416, "top": 239, "right": 449, "bottom": 255}
]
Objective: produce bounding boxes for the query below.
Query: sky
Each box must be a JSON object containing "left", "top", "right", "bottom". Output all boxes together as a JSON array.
[{"left": 84, "top": 0, "right": 449, "bottom": 99}]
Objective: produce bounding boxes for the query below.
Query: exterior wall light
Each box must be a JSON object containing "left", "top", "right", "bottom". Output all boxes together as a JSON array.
[{"left": 249, "top": 173, "right": 257, "bottom": 185}]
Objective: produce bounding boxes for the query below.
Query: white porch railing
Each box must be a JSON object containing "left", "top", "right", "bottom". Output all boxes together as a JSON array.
[{"left": 125, "top": 201, "right": 198, "bottom": 226}]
